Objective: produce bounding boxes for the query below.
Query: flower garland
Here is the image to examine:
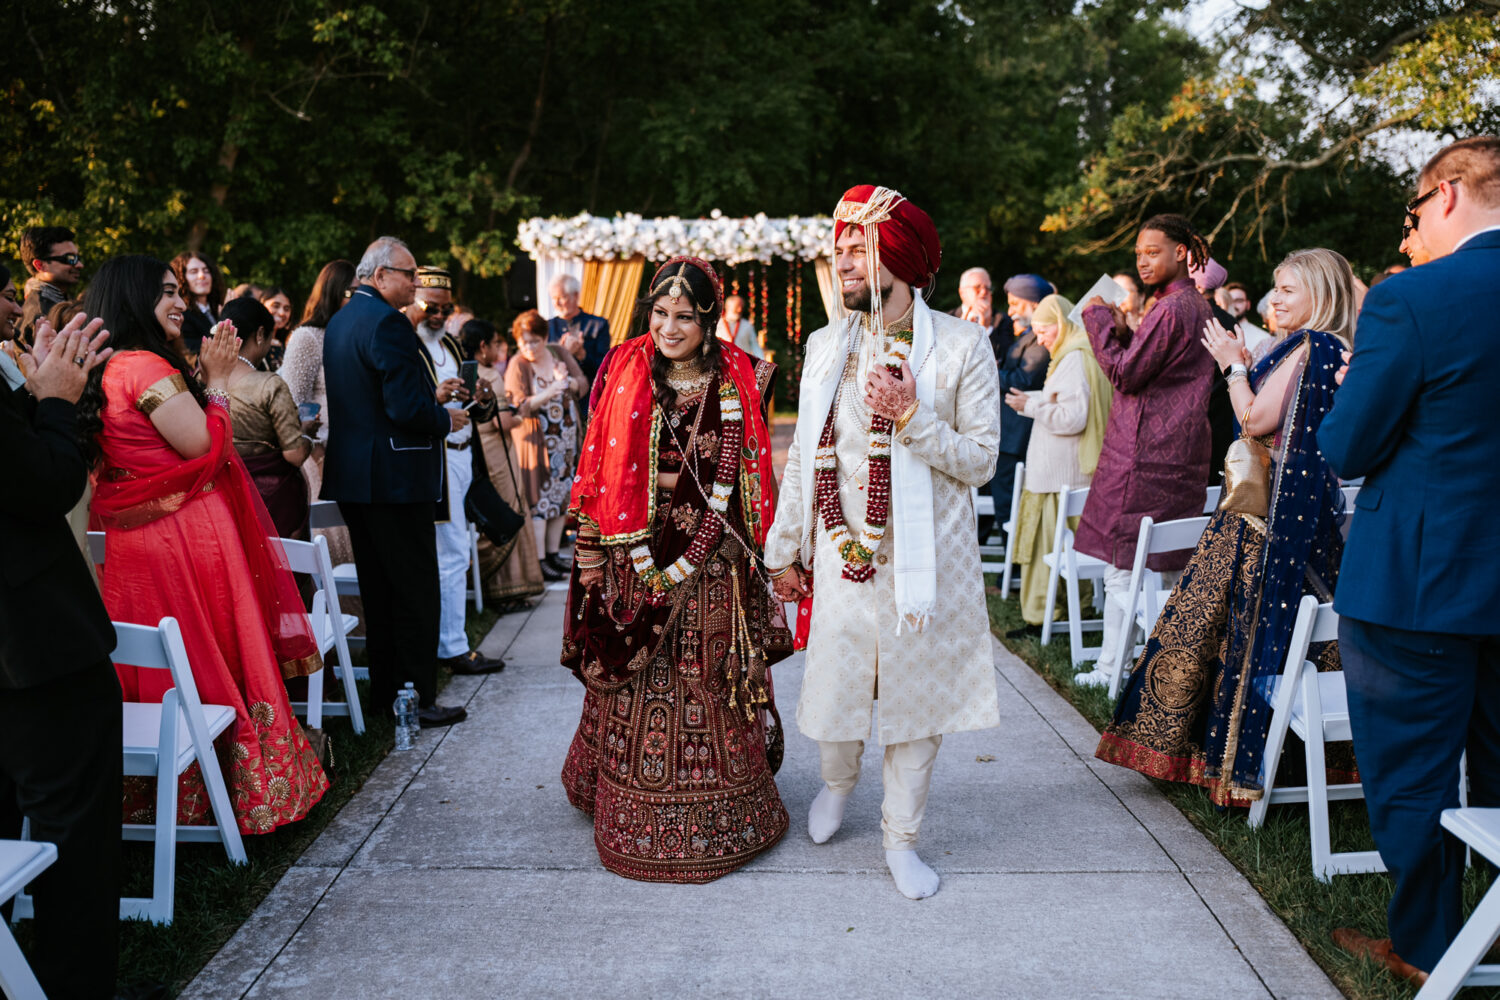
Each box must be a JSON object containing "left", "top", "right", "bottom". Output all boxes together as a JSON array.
[
  {"left": 629, "top": 377, "right": 744, "bottom": 604},
  {"left": 517, "top": 211, "right": 833, "bottom": 265},
  {"left": 813, "top": 323, "right": 915, "bottom": 581}
]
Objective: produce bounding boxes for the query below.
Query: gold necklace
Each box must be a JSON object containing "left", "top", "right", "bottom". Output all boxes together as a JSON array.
[{"left": 664, "top": 353, "right": 712, "bottom": 398}]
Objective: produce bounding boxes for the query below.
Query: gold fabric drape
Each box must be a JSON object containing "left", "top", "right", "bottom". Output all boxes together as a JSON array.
[
  {"left": 813, "top": 256, "right": 839, "bottom": 329},
  {"left": 581, "top": 255, "right": 648, "bottom": 346}
]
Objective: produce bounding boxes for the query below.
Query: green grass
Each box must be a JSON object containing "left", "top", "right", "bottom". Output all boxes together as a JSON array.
[
  {"left": 18, "top": 604, "right": 504, "bottom": 997},
  {"left": 987, "top": 584, "right": 1496, "bottom": 1000}
]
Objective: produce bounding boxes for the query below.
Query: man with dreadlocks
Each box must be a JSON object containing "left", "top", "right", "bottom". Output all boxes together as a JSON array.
[
  {"left": 765, "top": 185, "right": 1000, "bottom": 900},
  {"left": 1073, "top": 213, "right": 1217, "bottom": 689}
]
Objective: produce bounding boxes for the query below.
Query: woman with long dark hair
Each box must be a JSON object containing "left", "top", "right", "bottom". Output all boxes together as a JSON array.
[
  {"left": 80, "top": 255, "right": 328, "bottom": 835},
  {"left": 256, "top": 285, "right": 294, "bottom": 371},
  {"left": 169, "top": 251, "right": 225, "bottom": 360},
  {"left": 560, "top": 256, "right": 790, "bottom": 883},
  {"left": 1096, "top": 248, "right": 1358, "bottom": 806}
]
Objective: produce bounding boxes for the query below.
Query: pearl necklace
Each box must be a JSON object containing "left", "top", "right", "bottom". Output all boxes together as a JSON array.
[{"left": 664, "top": 353, "right": 712, "bottom": 399}]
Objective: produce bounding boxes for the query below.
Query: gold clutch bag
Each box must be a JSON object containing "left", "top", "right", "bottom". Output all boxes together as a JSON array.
[{"left": 1219, "top": 436, "right": 1272, "bottom": 517}]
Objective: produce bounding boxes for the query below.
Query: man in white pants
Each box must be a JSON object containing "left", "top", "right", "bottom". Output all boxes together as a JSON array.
[
  {"left": 766, "top": 185, "right": 1000, "bottom": 901},
  {"left": 406, "top": 267, "right": 505, "bottom": 676}
]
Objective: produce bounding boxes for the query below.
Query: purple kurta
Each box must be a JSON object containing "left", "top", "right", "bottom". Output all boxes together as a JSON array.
[{"left": 1075, "top": 278, "right": 1215, "bottom": 571}]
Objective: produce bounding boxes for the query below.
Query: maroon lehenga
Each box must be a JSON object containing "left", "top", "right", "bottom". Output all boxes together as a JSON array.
[{"left": 560, "top": 344, "right": 790, "bottom": 883}]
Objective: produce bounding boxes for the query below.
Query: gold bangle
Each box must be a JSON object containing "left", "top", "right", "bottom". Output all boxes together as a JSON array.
[
  {"left": 895, "top": 398, "right": 920, "bottom": 431},
  {"left": 767, "top": 565, "right": 794, "bottom": 580},
  {"left": 1241, "top": 404, "right": 1254, "bottom": 429}
]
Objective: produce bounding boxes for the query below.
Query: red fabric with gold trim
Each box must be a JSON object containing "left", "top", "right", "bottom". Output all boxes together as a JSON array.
[
  {"left": 833, "top": 184, "right": 943, "bottom": 289},
  {"left": 569, "top": 333, "right": 776, "bottom": 548}
]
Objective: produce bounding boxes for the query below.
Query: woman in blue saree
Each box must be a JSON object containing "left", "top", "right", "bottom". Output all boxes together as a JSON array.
[{"left": 1096, "top": 249, "right": 1357, "bottom": 806}]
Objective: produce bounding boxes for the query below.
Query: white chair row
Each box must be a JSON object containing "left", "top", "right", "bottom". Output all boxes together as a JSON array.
[
  {"left": 1416, "top": 808, "right": 1500, "bottom": 998},
  {"left": 0, "top": 840, "right": 57, "bottom": 1000}
]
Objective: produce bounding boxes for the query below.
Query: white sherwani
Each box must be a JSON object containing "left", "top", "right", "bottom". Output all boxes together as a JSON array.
[{"left": 765, "top": 307, "right": 1001, "bottom": 746}]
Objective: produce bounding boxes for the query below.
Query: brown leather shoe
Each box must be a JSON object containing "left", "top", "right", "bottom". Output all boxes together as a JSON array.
[{"left": 1332, "top": 927, "right": 1429, "bottom": 988}]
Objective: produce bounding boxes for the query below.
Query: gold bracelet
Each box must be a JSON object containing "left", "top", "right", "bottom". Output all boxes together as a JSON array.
[
  {"left": 1241, "top": 404, "right": 1254, "bottom": 429},
  {"left": 895, "top": 398, "right": 920, "bottom": 431}
]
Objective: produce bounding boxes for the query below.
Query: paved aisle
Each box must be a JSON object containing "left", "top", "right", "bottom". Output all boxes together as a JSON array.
[{"left": 185, "top": 588, "right": 1339, "bottom": 999}]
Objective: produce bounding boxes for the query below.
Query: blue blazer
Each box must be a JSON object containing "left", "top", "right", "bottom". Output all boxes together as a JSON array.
[
  {"left": 321, "top": 285, "right": 452, "bottom": 505},
  {"left": 547, "top": 311, "right": 612, "bottom": 381},
  {"left": 1319, "top": 228, "right": 1500, "bottom": 634}
]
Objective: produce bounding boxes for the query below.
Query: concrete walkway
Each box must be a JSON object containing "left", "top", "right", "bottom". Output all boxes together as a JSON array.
[{"left": 184, "top": 587, "right": 1341, "bottom": 1000}]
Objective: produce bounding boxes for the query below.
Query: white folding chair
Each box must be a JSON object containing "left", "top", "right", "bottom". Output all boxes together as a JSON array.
[
  {"left": 1040, "top": 486, "right": 1108, "bottom": 665},
  {"left": 1105, "top": 513, "right": 1211, "bottom": 698},
  {"left": 1415, "top": 808, "right": 1500, "bottom": 998},
  {"left": 309, "top": 501, "right": 365, "bottom": 653},
  {"left": 0, "top": 840, "right": 56, "bottom": 1000},
  {"left": 1203, "top": 485, "right": 1222, "bottom": 513},
  {"left": 1249, "top": 596, "right": 1384, "bottom": 881},
  {"left": 281, "top": 535, "right": 365, "bottom": 734},
  {"left": 14, "top": 615, "right": 247, "bottom": 925},
  {"left": 467, "top": 521, "right": 484, "bottom": 613},
  {"left": 1000, "top": 462, "right": 1024, "bottom": 594}
]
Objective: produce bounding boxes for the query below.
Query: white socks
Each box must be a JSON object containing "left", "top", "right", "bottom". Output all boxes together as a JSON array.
[
  {"left": 886, "top": 849, "right": 940, "bottom": 899},
  {"left": 807, "top": 786, "right": 849, "bottom": 844}
]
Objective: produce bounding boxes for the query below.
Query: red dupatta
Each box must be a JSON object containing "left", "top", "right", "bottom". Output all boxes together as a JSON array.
[
  {"left": 91, "top": 402, "right": 323, "bottom": 679},
  {"left": 570, "top": 333, "right": 776, "bottom": 550}
]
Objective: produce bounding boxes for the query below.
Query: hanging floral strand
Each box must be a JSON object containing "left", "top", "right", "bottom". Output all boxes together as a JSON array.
[
  {"left": 793, "top": 264, "right": 805, "bottom": 385},
  {"left": 760, "top": 262, "right": 771, "bottom": 343}
]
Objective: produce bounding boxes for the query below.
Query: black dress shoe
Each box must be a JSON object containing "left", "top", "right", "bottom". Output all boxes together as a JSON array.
[
  {"left": 1005, "top": 624, "right": 1043, "bottom": 639},
  {"left": 539, "top": 559, "right": 564, "bottom": 582},
  {"left": 441, "top": 650, "right": 505, "bottom": 675},
  {"left": 545, "top": 553, "right": 572, "bottom": 575},
  {"left": 417, "top": 704, "right": 468, "bottom": 728}
]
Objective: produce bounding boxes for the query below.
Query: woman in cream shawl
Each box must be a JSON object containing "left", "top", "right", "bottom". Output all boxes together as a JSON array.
[{"left": 1004, "top": 293, "right": 1113, "bottom": 630}]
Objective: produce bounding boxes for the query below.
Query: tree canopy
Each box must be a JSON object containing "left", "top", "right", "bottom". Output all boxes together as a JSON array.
[{"left": 3, "top": 1, "right": 1493, "bottom": 320}]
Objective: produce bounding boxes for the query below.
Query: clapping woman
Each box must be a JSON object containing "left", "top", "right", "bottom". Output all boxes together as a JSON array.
[
  {"left": 1096, "top": 249, "right": 1356, "bottom": 807},
  {"left": 505, "top": 309, "right": 587, "bottom": 581},
  {"left": 560, "top": 257, "right": 790, "bottom": 882},
  {"left": 79, "top": 255, "right": 328, "bottom": 835}
]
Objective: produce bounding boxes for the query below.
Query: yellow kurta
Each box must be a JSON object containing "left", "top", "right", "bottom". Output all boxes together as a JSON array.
[{"left": 765, "top": 308, "right": 1001, "bottom": 745}]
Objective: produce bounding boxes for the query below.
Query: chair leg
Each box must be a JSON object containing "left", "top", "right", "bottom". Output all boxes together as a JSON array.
[
  {"left": 193, "top": 726, "right": 248, "bottom": 866},
  {"left": 1303, "top": 673, "right": 1333, "bottom": 882},
  {"left": 1041, "top": 559, "right": 1061, "bottom": 646},
  {"left": 1066, "top": 569, "right": 1085, "bottom": 666},
  {"left": 152, "top": 694, "right": 182, "bottom": 925},
  {"left": 1415, "top": 876, "right": 1500, "bottom": 998},
  {"left": 0, "top": 920, "right": 47, "bottom": 1000},
  {"left": 306, "top": 666, "right": 325, "bottom": 730},
  {"left": 333, "top": 629, "right": 365, "bottom": 735}
]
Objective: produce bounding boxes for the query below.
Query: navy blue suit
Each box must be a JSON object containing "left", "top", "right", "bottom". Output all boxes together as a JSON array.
[
  {"left": 1319, "top": 227, "right": 1500, "bottom": 971},
  {"left": 322, "top": 284, "right": 452, "bottom": 707}
]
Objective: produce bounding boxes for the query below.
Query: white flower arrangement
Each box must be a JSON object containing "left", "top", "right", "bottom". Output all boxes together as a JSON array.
[{"left": 517, "top": 210, "right": 834, "bottom": 264}]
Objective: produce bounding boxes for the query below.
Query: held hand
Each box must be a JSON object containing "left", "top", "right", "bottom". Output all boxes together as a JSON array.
[
  {"left": 1085, "top": 296, "right": 1128, "bottom": 336},
  {"left": 771, "top": 564, "right": 812, "bottom": 603},
  {"left": 1200, "top": 316, "right": 1248, "bottom": 371},
  {"left": 865, "top": 360, "right": 917, "bottom": 423},
  {"left": 436, "top": 377, "right": 466, "bottom": 404},
  {"left": 448, "top": 408, "right": 470, "bottom": 432},
  {"left": 474, "top": 379, "right": 496, "bottom": 404},
  {"left": 300, "top": 417, "right": 321, "bottom": 436},
  {"left": 1335, "top": 349, "right": 1351, "bottom": 386},
  {"left": 20, "top": 328, "right": 95, "bottom": 403},
  {"left": 198, "top": 321, "right": 241, "bottom": 382},
  {"left": 579, "top": 566, "right": 605, "bottom": 591},
  {"left": 1004, "top": 387, "right": 1030, "bottom": 414},
  {"left": 561, "top": 331, "right": 584, "bottom": 358}
]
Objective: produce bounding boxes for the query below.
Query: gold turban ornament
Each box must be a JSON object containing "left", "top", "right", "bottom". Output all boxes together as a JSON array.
[{"left": 415, "top": 266, "right": 452, "bottom": 290}]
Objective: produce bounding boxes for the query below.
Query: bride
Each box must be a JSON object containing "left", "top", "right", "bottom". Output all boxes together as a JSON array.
[{"left": 559, "top": 256, "right": 791, "bottom": 882}]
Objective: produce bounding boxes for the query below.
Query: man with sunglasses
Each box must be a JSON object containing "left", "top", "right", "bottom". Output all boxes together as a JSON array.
[
  {"left": 17, "top": 226, "right": 83, "bottom": 346},
  {"left": 1321, "top": 135, "right": 1500, "bottom": 987}
]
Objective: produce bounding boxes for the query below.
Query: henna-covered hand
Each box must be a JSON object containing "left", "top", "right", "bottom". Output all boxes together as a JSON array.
[{"left": 865, "top": 360, "right": 917, "bottom": 423}]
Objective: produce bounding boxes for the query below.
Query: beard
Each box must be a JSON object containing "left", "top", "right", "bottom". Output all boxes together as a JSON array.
[{"left": 841, "top": 275, "right": 895, "bottom": 314}]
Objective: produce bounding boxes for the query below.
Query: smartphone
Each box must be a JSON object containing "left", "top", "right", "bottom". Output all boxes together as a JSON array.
[
  {"left": 460, "top": 360, "right": 479, "bottom": 397},
  {"left": 297, "top": 402, "right": 321, "bottom": 421}
]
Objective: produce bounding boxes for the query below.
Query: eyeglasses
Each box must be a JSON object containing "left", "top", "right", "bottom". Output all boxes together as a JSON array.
[
  {"left": 41, "top": 253, "right": 83, "bottom": 267},
  {"left": 1405, "top": 177, "right": 1461, "bottom": 230},
  {"left": 380, "top": 265, "right": 416, "bottom": 280},
  {"left": 1401, "top": 213, "right": 1417, "bottom": 242},
  {"left": 419, "top": 300, "right": 455, "bottom": 317}
]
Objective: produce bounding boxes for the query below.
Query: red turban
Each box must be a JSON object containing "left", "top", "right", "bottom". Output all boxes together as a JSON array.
[{"left": 833, "top": 185, "right": 942, "bottom": 289}]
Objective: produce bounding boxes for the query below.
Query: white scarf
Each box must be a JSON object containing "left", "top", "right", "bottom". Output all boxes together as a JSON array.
[{"left": 796, "top": 296, "right": 938, "bottom": 632}]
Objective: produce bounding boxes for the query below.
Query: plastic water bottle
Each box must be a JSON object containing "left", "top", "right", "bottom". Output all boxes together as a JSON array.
[{"left": 393, "top": 683, "right": 418, "bottom": 750}]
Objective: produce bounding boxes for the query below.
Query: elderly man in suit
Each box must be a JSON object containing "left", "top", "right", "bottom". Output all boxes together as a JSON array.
[
  {"left": 323, "top": 237, "right": 470, "bottom": 728},
  {"left": 1321, "top": 135, "right": 1500, "bottom": 987},
  {"left": 0, "top": 314, "right": 119, "bottom": 998}
]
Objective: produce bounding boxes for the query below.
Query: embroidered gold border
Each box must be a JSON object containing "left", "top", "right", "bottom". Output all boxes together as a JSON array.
[{"left": 136, "top": 373, "right": 190, "bottom": 415}]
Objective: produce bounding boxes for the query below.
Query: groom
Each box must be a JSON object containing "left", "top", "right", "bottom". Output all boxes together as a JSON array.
[{"left": 765, "top": 185, "right": 1000, "bottom": 899}]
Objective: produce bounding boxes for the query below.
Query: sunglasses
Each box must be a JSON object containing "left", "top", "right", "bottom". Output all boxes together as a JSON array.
[
  {"left": 420, "top": 300, "right": 455, "bottom": 317},
  {"left": 41, "top": 253, "right": 83, "bottom": 267},
  {"left": 1404, "top": 177, "right": 1461, "bottom": 231},
  {"left": 380, "top": 265, "right": 416, "bottom": 280}
]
